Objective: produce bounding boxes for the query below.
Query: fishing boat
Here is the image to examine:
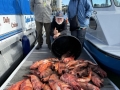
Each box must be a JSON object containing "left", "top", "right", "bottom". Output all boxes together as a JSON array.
[
  {"left": 0, "top": 0, "right": 36, "bottom": 85},
  {"left": 84, "top": 0, "right": 120, "bottom": 76}
]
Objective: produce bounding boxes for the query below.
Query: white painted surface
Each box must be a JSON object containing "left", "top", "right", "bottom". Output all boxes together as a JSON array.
[
  {"left": 30, "top": 15, "right": 36, "bottom": 29},
  {"left": 21, "top": 15, "right": 35, "bottom": 31},
  {"left": 0, "top": 15, "right": 22, "bottom": 35},
  {"left": 96, "top": 11, "right": 120, "bottom": 45},
  {"left": 86, "top": 33, "right": 120, "bottom": 57},
  {"left": 0, "top": 32, "right": 23, "bottom": 50}
]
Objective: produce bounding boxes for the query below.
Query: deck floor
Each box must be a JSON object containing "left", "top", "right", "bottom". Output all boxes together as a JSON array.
[{"left": 3, "top": 37, "right": 117, "bottom": 90}]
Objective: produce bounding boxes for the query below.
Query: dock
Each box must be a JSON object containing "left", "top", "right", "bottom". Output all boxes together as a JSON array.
[{"left": 0, "top": 37, "right": 119, "bottom": 90}]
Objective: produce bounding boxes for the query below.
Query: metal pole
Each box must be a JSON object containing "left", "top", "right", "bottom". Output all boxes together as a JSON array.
[{"left": 57, "top": 0, "right": 62, "bottom": 10}]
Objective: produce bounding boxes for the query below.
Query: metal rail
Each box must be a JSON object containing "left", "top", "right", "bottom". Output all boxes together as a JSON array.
[{"left": 0, "top": 44, "right": 37, "bottom": 90}]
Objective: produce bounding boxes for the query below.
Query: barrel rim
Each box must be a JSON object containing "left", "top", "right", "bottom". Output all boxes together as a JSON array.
[{"left": 51, "top": 35, "right": 82, "bottom": 59}]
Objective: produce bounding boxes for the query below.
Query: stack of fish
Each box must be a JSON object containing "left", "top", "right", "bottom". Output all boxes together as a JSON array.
[{"left": 7, "top": 56, "right": 107, "bottom": 90}]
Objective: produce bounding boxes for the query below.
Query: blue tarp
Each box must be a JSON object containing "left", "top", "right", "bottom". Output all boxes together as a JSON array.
[
  {"left": 18, "top": 0, "right": 33, "bottom": 15},
  {"left": 0, "top": 0, "right": 33, "bottom": 15}
]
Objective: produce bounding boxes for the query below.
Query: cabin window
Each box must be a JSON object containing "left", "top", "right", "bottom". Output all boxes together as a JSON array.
[
  {"left": 114, "top": 0, "right": 120, "bottom": 6},
  {"left": 91, "top": 0, "right": 111, "bottom": 8}
]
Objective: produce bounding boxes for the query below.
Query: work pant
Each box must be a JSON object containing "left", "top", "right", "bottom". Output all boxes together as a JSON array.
[
  {"left": 35, "top": 21, "right": 51, "bottom": 46},
  {"left": 71, "top": 29, "right": 86, "bottom": 47}
]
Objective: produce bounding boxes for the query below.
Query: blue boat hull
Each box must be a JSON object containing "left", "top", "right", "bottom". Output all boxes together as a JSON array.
[{"left": 84, "top": 40, "right": 120, "bottom": 76}]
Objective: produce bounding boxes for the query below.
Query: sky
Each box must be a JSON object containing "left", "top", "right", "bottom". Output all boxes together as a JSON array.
[{"left": 62, "top": 0, "right": 70, "bottom": 5}]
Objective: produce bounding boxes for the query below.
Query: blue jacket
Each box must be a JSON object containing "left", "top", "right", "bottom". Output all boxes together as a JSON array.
[{"left": 68, "top": 0, "right": 93, "bottom": 28}]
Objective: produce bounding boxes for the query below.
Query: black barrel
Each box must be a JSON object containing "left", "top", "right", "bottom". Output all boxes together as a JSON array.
[{"left": 51, "top": 35, "right": 82, "bottom": 59}]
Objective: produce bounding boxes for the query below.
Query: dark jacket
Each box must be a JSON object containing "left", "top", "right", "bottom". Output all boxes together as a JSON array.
[{"left": 50, "top": 18, "right": 68, "bottom": 36}]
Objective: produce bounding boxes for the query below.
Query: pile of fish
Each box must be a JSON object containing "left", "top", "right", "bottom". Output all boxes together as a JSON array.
[{"left": 7, "top": 56, "right": 107, "bottom": 90}]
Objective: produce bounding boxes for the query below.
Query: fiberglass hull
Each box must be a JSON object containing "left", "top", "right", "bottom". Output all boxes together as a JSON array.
[{"left": 84, "top": 40, "right": 120, "bottom": 76}]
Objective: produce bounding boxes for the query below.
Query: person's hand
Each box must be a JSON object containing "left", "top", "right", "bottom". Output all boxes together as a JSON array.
[
  {"left": 66, "top": 18, "right": 69, "bottom": 24},
  {"left": 53, "top": 33, "right": 61, "bottom": 39},
  {"left": 54, "top": 27, "right": 58, "bottom": 35},
  {"left": 53, "top": 35, "right": 57, "bottom": 39},
  {"left": 82, "top": 27, "right": 86, "bottom": 30}
]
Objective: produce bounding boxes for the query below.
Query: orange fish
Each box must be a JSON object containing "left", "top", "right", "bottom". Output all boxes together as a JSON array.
[
  {"left": 26, "top": 75, "right": 43, "bottom": 90},
  {"left": 38, "top": 61, "right": 52, "bottom": 73},
  {"left": 7, "top": 79, "right": 25, "bottom": 90},
  {"left": 20, "top": 79, "right": 33, "bottom": 90},
  {"left": 30, "top": 60, "right": 44, "bottom": 69}
]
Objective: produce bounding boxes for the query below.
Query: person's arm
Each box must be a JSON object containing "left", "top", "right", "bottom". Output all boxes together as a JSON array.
[
  {"left": 60, "top": 20, "right": 68, "bottom": 35},
  {"left": 85, "top": 0, "right": 93, "bottom": 18},
  {"left": 50, "top": 20, "right": 56, "bottom": 36},
  {"left": 30, "top": 0, "right": 34, "bottom": 12}
]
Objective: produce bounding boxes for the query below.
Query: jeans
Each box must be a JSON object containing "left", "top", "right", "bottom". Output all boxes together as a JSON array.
[
  {"left": 71, "top": 29, "right": 86, "bottom": 47},
  {"left": 50, "top": 36, "right": 54, "bottom": 43}
]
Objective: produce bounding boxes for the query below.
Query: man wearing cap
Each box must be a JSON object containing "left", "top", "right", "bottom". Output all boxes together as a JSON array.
[{"left": 50, "top": 11, "right": 68, "bottom": 42}]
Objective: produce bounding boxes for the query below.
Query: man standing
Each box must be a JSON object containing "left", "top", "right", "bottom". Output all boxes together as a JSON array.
[
  {"left": 68, "top": 0, "right": 93, "bottom": 47},
  {"left": 30, "top": 0, "right": 52, "bottom": 50}
]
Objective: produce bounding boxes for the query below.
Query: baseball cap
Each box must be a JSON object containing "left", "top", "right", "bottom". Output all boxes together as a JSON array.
[{"left": 56, "top": 11, "right": 64, "bottom": 18}]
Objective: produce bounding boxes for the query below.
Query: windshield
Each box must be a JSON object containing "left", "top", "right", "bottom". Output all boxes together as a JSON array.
[
  {"left": 91, "top": 0, "right": 111, "bottom": 8},
  {"left": 114, "top": 0, "right": 120, "bottom": 6}
]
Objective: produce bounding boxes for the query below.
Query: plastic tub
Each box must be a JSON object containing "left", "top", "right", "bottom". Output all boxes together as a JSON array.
[{"left": 51, "top": 35, "right": 82, "bottom": 59}]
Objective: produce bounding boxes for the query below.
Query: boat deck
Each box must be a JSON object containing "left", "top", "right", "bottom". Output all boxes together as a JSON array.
[{"left": 0, "top": 37, "right": 119, "bottom": 90}]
